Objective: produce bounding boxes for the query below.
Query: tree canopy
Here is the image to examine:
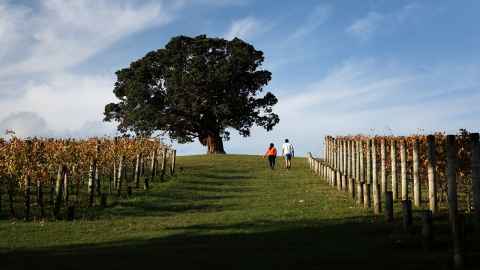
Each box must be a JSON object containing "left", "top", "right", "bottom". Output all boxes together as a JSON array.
[{"left": 104, "top": 35, "right": 279, "bottom": 154}]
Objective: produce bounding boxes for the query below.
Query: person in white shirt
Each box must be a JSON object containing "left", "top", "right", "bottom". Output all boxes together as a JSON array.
[{"left": 281, "top": 139, "right": 295, "bottom": 169}]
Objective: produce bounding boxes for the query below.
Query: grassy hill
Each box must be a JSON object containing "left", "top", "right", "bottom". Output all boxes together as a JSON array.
[{"left": 0, "top": 155, "right": 475, "bottom": 269}]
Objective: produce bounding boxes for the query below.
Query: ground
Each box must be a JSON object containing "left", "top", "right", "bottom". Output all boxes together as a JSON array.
[{"left": 0, "top": 155, "right": 478, "bottom": 269}]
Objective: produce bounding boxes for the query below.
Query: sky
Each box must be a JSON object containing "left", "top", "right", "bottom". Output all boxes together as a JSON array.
[{"left": 0, "top": 0, "right": 479, "bottom": 156}]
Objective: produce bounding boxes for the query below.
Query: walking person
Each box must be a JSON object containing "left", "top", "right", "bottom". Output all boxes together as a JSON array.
[
  {"left": 282, "top": 139, "right": 295, "bottom": 169},
  {"left": 264, "top": 143, "right": 277, "bottom": 170}
]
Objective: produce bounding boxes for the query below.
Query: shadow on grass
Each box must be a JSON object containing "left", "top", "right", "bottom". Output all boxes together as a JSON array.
[
  {"left": 4, "top": 216, "right": 477, "bottom": 270},
  {"left": 192, "top": 173, "right": 254, "bottom": 181}
]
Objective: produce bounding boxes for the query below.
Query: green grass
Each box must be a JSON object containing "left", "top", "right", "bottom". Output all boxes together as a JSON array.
[{"left": 0, "top": 155, "right": 478, "bottom": 269}]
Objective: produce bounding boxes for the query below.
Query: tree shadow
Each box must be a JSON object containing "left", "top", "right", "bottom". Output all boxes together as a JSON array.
[
  {"left": 4, "top": 216, "right": 476, "bottom": 270},
  {"left": 192, "top": 173, "right": 254, "bottom": 181}
]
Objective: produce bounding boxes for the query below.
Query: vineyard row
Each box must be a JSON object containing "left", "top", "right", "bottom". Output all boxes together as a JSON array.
[{"left": 0, "top": 137, "right": 177, "bottom": 221}]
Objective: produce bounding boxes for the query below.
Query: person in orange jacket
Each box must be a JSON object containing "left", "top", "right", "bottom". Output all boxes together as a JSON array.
[{"left": 264, "top": 143, "right": 277, "bottom": 170}]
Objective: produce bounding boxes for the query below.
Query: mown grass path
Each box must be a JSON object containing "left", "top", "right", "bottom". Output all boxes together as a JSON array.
[{"left": 0, "top": 155, "right": 463, "bottom": 269}]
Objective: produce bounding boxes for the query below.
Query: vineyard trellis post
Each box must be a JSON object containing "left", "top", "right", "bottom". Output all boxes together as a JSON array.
[
  {"left": 161, "top": 148, "right": 167, "bottom": 182},
  {"left": 37, "top": 175, "right": 45, "bottom": 218},
  {"left": 117, "top": 155, "right": 124, "bottom": 196},
  {"left": 372, "top": 138, "right": 380, "bottom": 214},
  {"left": 88, "top": 158, "right": 96, "bottom": 207},
  {"left": 402, "top": 199, "right": 413, "bottom": 232},
  {"left": 342, "top": 140, "right": 347, "bottom": 191},
  {"left": 365, "top": 139, "right": 371, "bottom": 208},
  {"left": 380, "top": 139, "right": 387, "bottom": 195},
  {"left": 421, "top": 210, "right": 433, "bottom": 251},
  {"left": 427, "top": 135, "right": 437, "bottom": 214},
  {"left": 134, "top": 153, "right": 141, "bottom": 188},
  {"left": 95, "top": 142, "right": 101, "bottom": 196},
  {"left": 400, "top": 139, "right": 408, "bottom": 201},
  {"left": 359, "top": 140, "right": 365, "bottom": 206},
  {"left": 170, "top": 149, "right": 176, "bottom": 176},
  {"left": 471, "top": 133, "right": 480, "bottom": 229},
  {"left": 446, "top": 135, "right": 458, "bottom": 226},
  {"left": 349, "top": 140, "right": 354, "bottom": 198},
  {"left": 150, "top": 149, "right": 157, "bottom": 180},
  {"left": 391, "top": 139, "right": 398, "bottom": 201},
  {"left": 54, "top": 165, "right": 64, "bottom": 219},
  {"left": 413, "top": 138, "right": 421, "bottom": 207},
  {"left": 385, "top": 191, "right": 394, "bottom": 222},
  {"left": 339, "top": 140, "right": 342, "bottom": 188},
  {"left": 24, "top": 174, "right": 31, "bottom": 221},
  {"left": 355, "top": 140, "right": 362, "bottom": 204},
  {"left": 336, "top": 139, "right": 341, "bottom": 190}
]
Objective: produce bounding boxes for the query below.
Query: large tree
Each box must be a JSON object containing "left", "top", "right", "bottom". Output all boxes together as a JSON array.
[{"left": 104, "top": 35, "right": 279, "bottom": 154}]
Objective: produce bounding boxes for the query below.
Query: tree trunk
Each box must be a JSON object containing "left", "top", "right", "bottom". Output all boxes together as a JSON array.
[{"left": 206, "top": 133, "right": 226, "bottom": 154}]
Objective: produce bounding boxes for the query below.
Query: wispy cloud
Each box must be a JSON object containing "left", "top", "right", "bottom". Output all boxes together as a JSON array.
[
  {"left": 0, "top": 0, "right": 178, "bottom": 137},
  {"left": 275, "top": 60, "right": 480, "bottom": 145},
  {"left": 224, "top": 16, "right": 263, "bottom": 40},
  {"left": 186, "top": 60, "right": 479, "bottom": 156},
  {"left": 346, "top": 12, "right": 384, "bottom": 41},
  {"left": 0, "top": 0, "right": 174, "bottom": 77},
  {"left": 289, "top": 4, "right": 332, "bottom": 40},
  {"left": 347, "top": 3, "right": 422, "bottom": 41}
]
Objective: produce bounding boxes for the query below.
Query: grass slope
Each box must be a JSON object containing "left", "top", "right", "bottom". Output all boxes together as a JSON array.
[{"left": 0, "top": 155, "right": 477, "bottom": 269}]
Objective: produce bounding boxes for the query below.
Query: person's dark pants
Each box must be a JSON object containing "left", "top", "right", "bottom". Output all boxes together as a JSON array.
[{"left": 268, "top": 155, "right": 276, "bottom": 169}]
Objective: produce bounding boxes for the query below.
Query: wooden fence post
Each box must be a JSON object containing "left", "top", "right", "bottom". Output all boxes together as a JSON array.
[
  {"left": 326, "top": 137, "right": 329, "bottom": 166},
  {"left": 365, "top": 139, "right": 371, "bottom": 208},
  {"left": 134, "top": 153, "right": 141, "bottom": 188},
  {"left": 413, "top": 139, "right": 421, "bottom": 207},
  {"left": 391, "top": 139, "right": 398, "bottom": 201},
  {"left": 427, "top": 135, "right": 437, "bottom": 214},
  {"left": 95, "top": 142, "right": 101, "bottom": 196},
  {"left": 421, "top": 210, "right": 433, "bottom": 251},
  {"left": 117, "top": 155, "right": 124, "bottom": 196},
  {"left": 54, "top": 164, "right": 64, "bottom": 219},
  {"left": 380, "top": 139, "right": 387, "bottom": 195},
  {"left": 364, "top": 183, "right": 371, "bottom": 209},
  {"left": 359, "top": 140, "right": 365, "bottom": 206},
  {"left": 335, "top": 139, "right": 341, "bottom": 190},
  {"left": 88, "top": 158, "right": 96, "bottom": 207},
  {"left": 355, "top": 140, "right": 362, "bottom": 203},
  {"left": 349, "top": 140, "right": 355, "bottom": 198},
  {"left": 151, "top": 149, "right": 157, "bottom": 179},
  {"left": 402, "top": 199, "right": 413, "bottom": 232},
  {"left": 24, "top": 175, "right": 31, "bottom": 221},
  {"left": 452, "top": 214, "right": 465, "bottom": 269},
  {"left": 385, "top": 191, "right": 394, "bottom": 222},
  {"left": 170, "top": 149, "right": 176, "bottom": 176},
  {"left": 161, "top": 148, "right": 167, "bottom": 182},
  {"left": 342, "top": 139, "right": 348, "bottom": 191},
  {"left": 470, "top": 133, "right": 480, "bottom": 229},
  {"left": 324, "top": 138, "right": 327, "bottom": 167},
  {"left": 338, "top": 140, "right": 342, "bottom": 187},
  {"left": 400, "top": 139, "right": 408, "bottom": 201},
  {"left": 374, "top": 183, "right": 381, "bottom": 214},
  {"left": 447, "top": 135, "right": 458, "bottom": 226},
  {"left": 372, "top": 138, "right": 380, "bottom": 214}
]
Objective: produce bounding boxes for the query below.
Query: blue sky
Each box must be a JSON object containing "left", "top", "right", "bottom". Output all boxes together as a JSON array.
[{"left": 0, "top": 0, "right": 479, "bottom": 156}]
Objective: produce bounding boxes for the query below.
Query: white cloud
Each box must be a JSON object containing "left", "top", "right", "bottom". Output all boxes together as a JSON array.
[
  {"left": 272, "top": 60, "right": 480, "bottom": 155},
  {"left": 175, "top": 60, "right": 480, "bottom": 156},
  {"left": 346, "top": 12, "right": 384, "bottom": 41},
  {"left": 0, "top": 112, "right": 51, "bottom": 138},
  {"left": 0, "top": 0, "right": 178, "bottom": 138},
  {"left": 0, "top": 0, "right": 174, "bottom": 77},
  {"left": 224, "top": 16, "right": 263, "bottom": 40},
  {"left": 347, "top": 3, "right": 422, "bottom": 41},
  {"left": 289, "top": 4, "right": 333, "bottom": 40},
  {"left": 0, "top": 73, "right": 119, "bottom": 137}
]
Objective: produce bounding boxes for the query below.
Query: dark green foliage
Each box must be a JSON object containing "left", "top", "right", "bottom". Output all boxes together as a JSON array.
[{"left": 104, "top": 35, "right": 279, "bottom": 153}]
